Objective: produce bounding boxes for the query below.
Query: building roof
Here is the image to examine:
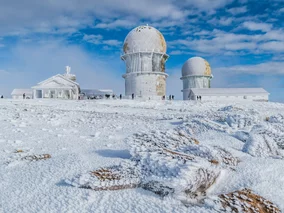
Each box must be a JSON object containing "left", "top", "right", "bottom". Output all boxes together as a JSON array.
[
  {"left": 11, "top": 89, "right": 33, "bottom": 95},
  {"left": 32, "top": 74, "right": 79, "bottom": 89},
  {"left": 191, "top": 88, "right": 269, "bottom": 95},
  {"left": 123, "top": 25, "right": 166, "bottom": 54},
  {"left": 182, "top": 57, "right": 212, "bottom": 77},
  {"left": 37, "top": 74, "right": 79, "bottom": 86}
]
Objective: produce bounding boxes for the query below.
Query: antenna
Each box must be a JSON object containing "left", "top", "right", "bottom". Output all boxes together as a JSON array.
[{"left": 65, "top": 66, "right": 71, "bottom": 74}]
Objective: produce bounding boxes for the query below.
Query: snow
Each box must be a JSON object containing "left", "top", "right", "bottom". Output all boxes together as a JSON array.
[{"left": 1, "top": 99, "right": 284, "bottom": 212}]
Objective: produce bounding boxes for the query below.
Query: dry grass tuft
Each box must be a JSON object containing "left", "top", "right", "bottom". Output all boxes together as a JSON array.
[
  {"left": 192, "top": 138, "right": 200, "bottom": 145},
  {"left": 22, "top": 154, "right": 51, "bottom": 161},
  {"left": 214, "top": 146, "right": 240, "bottom": 166},
  {"left": 162, "top": 148, "right": 195, "bottom": 161},
  {"left": 209, "top": 159, "right": 219, "bottom": 165},
  {"left": 85, "top": 167, "right": 139, "bottom": 191},
  {"left": 91, "top": 168, "right": 121, "bottom": 181},
  {"left": 219, "top": 188, "right": 280, "bottom": 213}
]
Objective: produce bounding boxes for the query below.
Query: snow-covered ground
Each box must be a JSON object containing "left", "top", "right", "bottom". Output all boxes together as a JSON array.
[{"left": 0, "top": 99, "right": 284, "bottom": 213}]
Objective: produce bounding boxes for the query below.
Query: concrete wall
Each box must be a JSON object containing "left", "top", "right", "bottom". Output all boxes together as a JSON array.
[
  {"left": 122, "top": 51, "right": 168, "bottom": 99},
  {"left": 124, "top": 73, "right": 166, "bottom": 99},
  {"left": 182, "top": 76, "right": 211, "bottom": 100}
]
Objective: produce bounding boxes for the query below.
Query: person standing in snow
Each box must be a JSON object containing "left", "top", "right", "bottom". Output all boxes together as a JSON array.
[
  {"left": 120, "top": 94, "right": 122, "bottom": 100},
  {"left": 23, "top": 93, "right": 26, "bottom": 99},
  {"left": 132, "top": 93, "right": 134, "bottom": 100},
  {"left": 172, "top": 95, "right": 174, "bottom": 100},
  {"left": 1, "top": 95, "right": 3, "bottom": 99}
]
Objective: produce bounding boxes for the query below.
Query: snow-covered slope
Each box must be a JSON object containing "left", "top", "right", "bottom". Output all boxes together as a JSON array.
[{"left": 0, "top": 99, "right": 284, "bottom": 212}]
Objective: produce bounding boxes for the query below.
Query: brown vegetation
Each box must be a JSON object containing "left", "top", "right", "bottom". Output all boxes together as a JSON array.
[
  {"left": 219, "top": 188, "right": 280, "bottom": 213},
  {"left": 22, "top": 154, "right": 51, "bottom": 161}
]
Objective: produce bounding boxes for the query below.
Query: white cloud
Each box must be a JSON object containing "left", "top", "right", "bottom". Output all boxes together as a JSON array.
[
  {"left": 0, "top": 0, "right": 190, "bottom": 36},
  {"left": 83, "top": 35, "right": 103, "bottom": 44},
  {"left": 215, "top": 62, "right": 284, "bottom": 75},
  {"left": 95, "top": 19, "right": 137, "bottom": 29},
  {"left": 0, "top": 0, "right": 237, "bottom": 37},
  {"left": 243, "top": 21, "right": 272, "bottom": 32},
  {"left": 183, "top": 0, "right": 233, "bottom": 11},
  {"left": 262, "top": 30, "right": 284, "bottom": 41},
  {"left": 83, "top": 34, "right": 122, "bottom": 47},
  {"left": 224, "top": 42, "right": 257, "bottom": 50},
  {"left": 103, "top": 40, "right": 122, "bottom": 46},
  {"left": 219, "top": 17, "right": 233, "bottom": 25},
  {"left": 168, "top": 27, "right": 284, "bottom": 55},
  {"left": 228, "top": 6, "right": 247, "bottom": 15},
  {"left": 193, "top": 30, "right": 211, "bottom": 36},
  {"left": 168, "top": 31, "right": 258, "bottom": 54},
  {"left": 168, "top": 50, "right": 193, "bottom": 55},
  {"left": 260, "top": 41, "right": 284, "bottom": 52},
  {"left": 209, "top": 17, "right": 233, "bottom": 26}
]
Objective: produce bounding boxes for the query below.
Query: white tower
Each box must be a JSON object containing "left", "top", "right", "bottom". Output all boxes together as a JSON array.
[
  {"left": 64, "top": 66, "right": 76, "bottom": 82},
  {"left": 181, "top": 57, "right": 213, "bottom": 100},
  {"left": 121, "top": 25, "right": 169, "bottom": 100}
]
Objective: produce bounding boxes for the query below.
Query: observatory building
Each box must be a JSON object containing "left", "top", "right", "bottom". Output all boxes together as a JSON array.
[
  {"left": 181, "top": 57, "right": 269, "bottom": 101},
  {"left": 121, "top": 25, "right": 169, "bottom": 100},
  {"left": 11, "top": 66, "right": 114, "bottom": 100},
  {"left": 181, "top": 57, "right": 213, "bottom": 100},
  {"left": 32, "top": 66, "right": 80, "bottom": 100}
]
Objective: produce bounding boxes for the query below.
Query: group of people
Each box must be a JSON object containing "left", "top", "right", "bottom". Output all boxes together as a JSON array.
[
  {"left": 162, "top": 95, "right": 174, "bottom": 100},
  {"left": 129, "top": 94, "right": 175, "bottom": 100},
  {"left": 197, "top": 96, "right": 202, "bottom": 100}
]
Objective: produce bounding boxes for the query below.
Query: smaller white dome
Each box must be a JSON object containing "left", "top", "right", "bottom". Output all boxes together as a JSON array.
[{"left": 182, "top": 57, "right": 212, "bottom": 77}]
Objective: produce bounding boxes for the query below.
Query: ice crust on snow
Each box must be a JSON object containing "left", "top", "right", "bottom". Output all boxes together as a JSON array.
[
  {"left": 1, "top": 99, "right": 284, "bottom": 212},
  {"left": 68, "top": 122, "right": 239, "bottom": 204},
  {"left": 242, "top": 124, "right": 283, "bottom": 158}
]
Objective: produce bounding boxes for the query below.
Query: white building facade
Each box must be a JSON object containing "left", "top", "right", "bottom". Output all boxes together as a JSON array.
[
  {"left": 32, "top": 67, "right": 80, "bottom": 100},
  {"left": 189, "top": 88, "right": 269, "bottom": 101},
  {"left": 121, "top": 25, "right": 169, "bottom": 100},
  {"left": 11, "top": 89, "right": 33, "bottom": 99},
  {"left": 181, "top": 57, "right": 213, "bottom": 100}
]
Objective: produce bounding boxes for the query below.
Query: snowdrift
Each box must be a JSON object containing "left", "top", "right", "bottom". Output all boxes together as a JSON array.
[
  {"left": 67, "top": 124, "right": 239, "bottom": 203},
  {"left": 66, "top": 108, "right": 284, "bottom": 211}
]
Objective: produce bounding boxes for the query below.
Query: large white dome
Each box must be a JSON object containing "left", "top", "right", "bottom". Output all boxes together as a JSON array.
[
  {"left": 182, "top": 57, "right": 212, "bottom": 77},
  {"left": 123, "top": 25, "right": 167, "bottom": 54}
]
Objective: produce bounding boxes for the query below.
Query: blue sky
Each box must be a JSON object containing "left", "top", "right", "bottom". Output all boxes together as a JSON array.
[{"left": 0, "top": 0, "right": 283, "bottom": 101}]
